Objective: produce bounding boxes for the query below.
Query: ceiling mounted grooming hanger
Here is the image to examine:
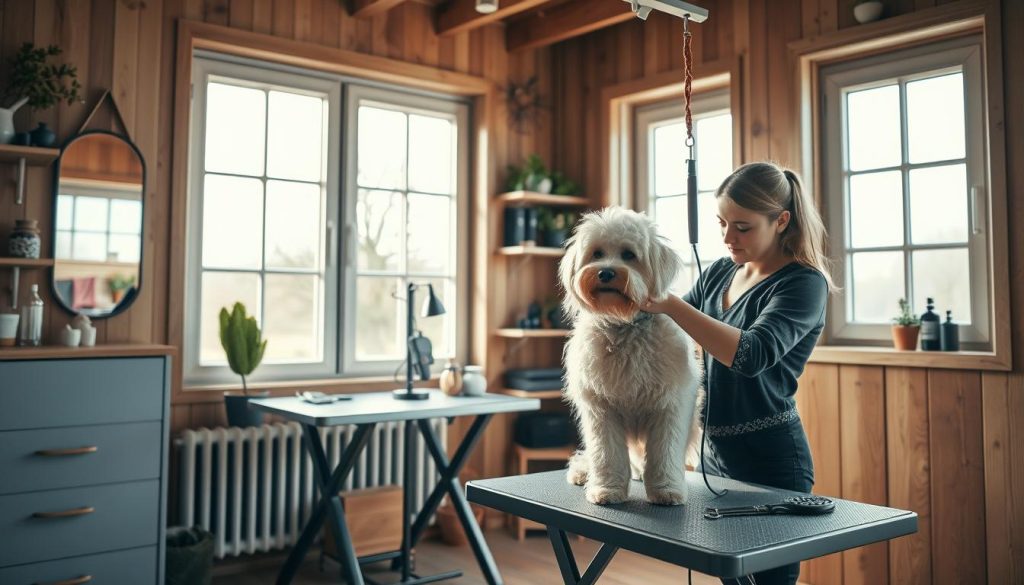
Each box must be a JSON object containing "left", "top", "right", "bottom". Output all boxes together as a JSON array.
[{"left": 623, "top": 0, "right": 709, "bottom": 22}]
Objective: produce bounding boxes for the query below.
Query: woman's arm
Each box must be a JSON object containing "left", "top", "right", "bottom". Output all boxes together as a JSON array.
[{"left": 645, "top": 295, "right": 743, "bottom": 367}]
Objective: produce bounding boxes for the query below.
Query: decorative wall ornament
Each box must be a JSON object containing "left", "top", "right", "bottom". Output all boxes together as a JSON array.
[{"left": 503, "top": 76, "right": 546, "bottom": 133}]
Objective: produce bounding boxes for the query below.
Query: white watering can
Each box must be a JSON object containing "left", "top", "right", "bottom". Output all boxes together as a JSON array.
[{"left": 0, "top": 97, "right": 29, "bottom": 144}]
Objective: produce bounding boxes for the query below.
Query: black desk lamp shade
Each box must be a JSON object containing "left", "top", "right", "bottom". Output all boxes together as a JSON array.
[{"left": 393, "top": 283, "right": 446, "bottom": 400}]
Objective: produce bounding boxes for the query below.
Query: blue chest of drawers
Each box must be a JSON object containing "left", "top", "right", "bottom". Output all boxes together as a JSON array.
[{"left": 0, "top": 354, "right": 171, "bottom": 584}]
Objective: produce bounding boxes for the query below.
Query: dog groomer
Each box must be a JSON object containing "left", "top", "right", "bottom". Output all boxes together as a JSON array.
[{"left": 643, "top": 161, "right": 836, "bottom": 585}]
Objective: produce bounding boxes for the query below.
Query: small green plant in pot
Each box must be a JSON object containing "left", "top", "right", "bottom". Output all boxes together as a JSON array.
[
  {"left": 107, "top": 274, "right": 136, "bottom": 304},
  {"left": 219, "top": 302, "right": 269, "bottom": 427},
  {"left": 1, "top": 43, "right": 82, "bottom": 146},
  {"left": 537, "top": 208, "right": 578, "bottom": 248},
  {"left": 891, "top": 298, "right": 920, "bottom": 351}
]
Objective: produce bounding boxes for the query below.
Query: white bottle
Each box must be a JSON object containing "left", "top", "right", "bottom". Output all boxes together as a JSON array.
[{"left": 18, "top": 284, "right": 44, "bottom": 346}]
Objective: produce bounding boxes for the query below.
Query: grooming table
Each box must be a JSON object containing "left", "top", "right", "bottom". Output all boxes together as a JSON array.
[{"left": 466, "top": 470, "right": 917, "bottom": 583}]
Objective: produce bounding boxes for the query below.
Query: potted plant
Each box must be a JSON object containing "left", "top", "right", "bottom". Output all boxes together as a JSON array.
[
  {"left": 891, "top": 298, "right": 920, "bottom": 351},
  {"left": 537, "top": 208, "right": 578, "bottom": 248},
  {"left": 505, "top": 154, "right": 552, "bottom": 193},
  {"left": 107, "top": 274, "right": 136, "bottom": 304},
  {"left": 1, "top": 43, "right": 82, "bottom": 146},
  {"left": 219, "top": 302, "right": 269, "bottom": 427},
  {"left": 853, "top": 0, "right": 884, "bottom": 24}
]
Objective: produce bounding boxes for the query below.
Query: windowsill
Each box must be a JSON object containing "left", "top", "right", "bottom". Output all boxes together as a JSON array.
[
  {"left": 809, "top": 345, "right": 1010, "bottom": 371},
  {"left": 182, "top": 373, "right": 442, "bottom": 402}
]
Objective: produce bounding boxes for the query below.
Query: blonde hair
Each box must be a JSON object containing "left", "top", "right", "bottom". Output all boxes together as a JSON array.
[{"left": 716, "top": 162, "right": 838, "bottom": 293}]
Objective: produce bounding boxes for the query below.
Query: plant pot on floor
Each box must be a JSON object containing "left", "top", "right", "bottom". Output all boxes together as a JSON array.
[
  {"left": 224, "top": 391, "right": 269, "bottom": 427},
  {"left": 891, "top": 325, "right": 920, "bottom": 351},
  {"left": 436, "top": 502, "right": 486, "bottom": 546}
]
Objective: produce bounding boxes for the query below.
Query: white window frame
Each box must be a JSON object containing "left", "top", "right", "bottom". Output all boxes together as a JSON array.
[
  {"left": 340, "top": 84, "right": 470, "bottom": 377},
  {"left": 821, "top": 35, "right": 989, "bottom": 348},
  {"left": 184, "top": 53, "right": 470, "bottom": 386},
  {"left": 635, "top": 89, "right": 733, "bottom": 286}
]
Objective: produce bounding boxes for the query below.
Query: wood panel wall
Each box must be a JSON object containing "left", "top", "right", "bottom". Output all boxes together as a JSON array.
[
  {"left": 551, "top": 1, "right": 1023, "bottom": 583},
  {"left": 0, "top": 1, "right": 1020, "bottom": 583}
]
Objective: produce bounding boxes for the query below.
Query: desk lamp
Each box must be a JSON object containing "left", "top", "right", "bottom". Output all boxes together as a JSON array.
[{"left": 393, "top": 282, "right": 446, "bottom": 400}]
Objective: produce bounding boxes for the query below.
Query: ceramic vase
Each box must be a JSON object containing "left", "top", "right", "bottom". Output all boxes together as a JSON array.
[
  {"left": 8, "top": 219, "right": 41, "bottom": 259},
  {"left": 461, "top": 365, "right": 487, "bottom": 396},
  {"left": 0, "top": 97, "right": 28, "bottom": 144},
  {"left": 30, "top": 122, "right": 56, "bottom": 147}
]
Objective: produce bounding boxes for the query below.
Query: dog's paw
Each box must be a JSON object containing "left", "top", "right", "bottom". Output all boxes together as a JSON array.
[
  {"left": 645, "top": 485, "right": 687, "bottom": 506},
  {"left": 585, "top": 484, "right": 628, "bottom": 505},
  {"left": 566, "top": 466, "right": 588, "bottom": 486}
]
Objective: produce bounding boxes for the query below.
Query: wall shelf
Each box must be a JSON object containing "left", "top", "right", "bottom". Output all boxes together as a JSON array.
[
  {"left": 497, "top": 388, "right": 563, "bottom": 399},
  {"left": 497, "top": 245, "right": 564, "bottom": 257},
  {"left": 0, "top": 144, "right": 60, "bottom": 205},
  {"left": 1, "top": 257, "right": 54, "bottom": 310},
  {"left": 496, "top": 191, "right": 589, "bottom": 207},
  {"left": 495, "top": 328, "right": 570, "bottom": 338}
]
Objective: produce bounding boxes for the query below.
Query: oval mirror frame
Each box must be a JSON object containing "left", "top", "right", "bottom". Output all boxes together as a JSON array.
[{"left": 50, "top": 129, "right": 146, "bottom": 319}]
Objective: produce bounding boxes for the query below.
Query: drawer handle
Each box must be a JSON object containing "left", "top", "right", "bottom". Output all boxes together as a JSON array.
[
  {"left": 35, "top": 446, "right": 99, "bottom": 457},
  {"left": 32, "top": 506, "right": 95, "bottom": 519},
  {"left": 34, "top": 575, "right": 93, "bottom": 585}
]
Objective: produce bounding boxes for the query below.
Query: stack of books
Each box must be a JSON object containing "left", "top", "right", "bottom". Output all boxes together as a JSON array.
[{"left": 504, "top": 367, "right": 564, "bottom": 392}]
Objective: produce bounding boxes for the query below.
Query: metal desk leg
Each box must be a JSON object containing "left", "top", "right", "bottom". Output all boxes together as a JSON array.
[
  {"left": 276, "top": 424, "right": 375, "bottom": 585},
  {"left": 546, "top": 526, "right": 618, "bottom": 585},
  {"left": 414, "top": 415, "right": 502, "bottom": 585}
]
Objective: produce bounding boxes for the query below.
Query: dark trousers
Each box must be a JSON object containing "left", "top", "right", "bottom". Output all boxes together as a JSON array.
[{"left": 698, "top": 418, "right": 815, "bottom": 585}]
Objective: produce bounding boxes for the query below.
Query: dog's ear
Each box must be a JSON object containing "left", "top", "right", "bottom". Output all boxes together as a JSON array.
[
  {"left": 649, "top": 235, "right": 683, "bottom": 301},
  {"left": 558, "top": 231, "right": 584, "bottom": 321}
]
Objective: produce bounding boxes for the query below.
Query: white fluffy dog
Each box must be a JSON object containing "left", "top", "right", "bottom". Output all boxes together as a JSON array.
[{"left": 559, "top": 207, "right": 702, "bottom": 506}]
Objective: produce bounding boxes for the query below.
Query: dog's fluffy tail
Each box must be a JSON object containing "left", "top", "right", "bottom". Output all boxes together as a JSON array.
[{"left": 566, "top": 450, "right": 589, "bottom": 485}]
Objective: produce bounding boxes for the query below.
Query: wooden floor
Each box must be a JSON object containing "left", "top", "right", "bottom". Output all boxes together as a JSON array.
[{"left": 212, "top": 529, "right": 731, "bottom": 584}]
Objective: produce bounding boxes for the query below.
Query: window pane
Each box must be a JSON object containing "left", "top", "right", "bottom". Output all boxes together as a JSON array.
[
  {"left": 263, "top": 273, "right": 321, "bottom": 362},
  {"left": 408, "top": 115, "right": 454, "bottom": 195},
  {"left": 847, "top": 84, "right": 901, "bottom": 172},
  {"left": 357, "top": 189, "right": 402, "bottom": 272},
  {"left": 205, "top": 82, "right": 266, "bottom": 176},
  {"left": 266, "top": 90, "right": 324, "bottom": 182},
  {"left": 907, "top": 73, "right": 965, "bottom": 164},
  {"left": 108, "top": 234, "right": 140, "bottom": 263},
  {"left": 696, "top": 113, "right": 732, "bottom": 192},
  {"left": 912, "top": 248, "right": 971, "bottom": 325},
  {"left": 416, "top": 277, "right": 452, "bottom": 358},
  {"left": 199, "top": 271, "right": 260, "bottom": 365},
  {"left": 56, "top": 195, "right": 73, "bottom": 230},
  {"left": 110, "top": 200, "right": 142, "bottom": 235},
  {"left": 653, "top": 195, "right": 690, "bottom": 260},
  {"left": 909, "top": 164, "right": 968, "bottom": 245},
  {"left": 851, "top": 251, "right": 904, "bottom": 323},
  {"left": 265, "top": 180, "right": 321, "bottom": 270},
  {"left": 697, "top": 191, "right": 729, "bottom": 263},
  {"left": 74, "top": 197, "right": 109, "bottom": 231},
  {"left": 355, "top": 276, "right": 401, "bottom": 360},
  {"left": 849, "top": 171, "right": 903, "bottom": 248},
  {"left": 72, "top": 233, "right": 107, "bottom": 261},
  {"left": 653, "top": 123, "right": 686, "bottom": 197},
  {"left": 202, "top": 174, "right": 264, "bottom": 270},
  {"left": 407, "top": 194, "right": 452, "bottom": 275},
  {"left": 55, "top": 231, "right": 72, "bottom": 259},
  {"left": 358, "top": 106, "right": 406, "bottom": 190}
]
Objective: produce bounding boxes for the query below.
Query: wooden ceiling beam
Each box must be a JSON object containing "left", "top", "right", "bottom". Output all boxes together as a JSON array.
[
  {"left": 436, "top": 0, "right": 551, "bottom": 36},
  {"left": 506, "top": 0, "right": 635, "bottom": 52},
  {"left": 349, "top": 0, "right": 408, "bottom": 19}
]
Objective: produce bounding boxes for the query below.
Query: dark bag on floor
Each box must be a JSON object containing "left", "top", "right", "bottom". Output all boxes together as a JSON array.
[{"left": 166, "top": 525, "right": 214, "bottom": 585}]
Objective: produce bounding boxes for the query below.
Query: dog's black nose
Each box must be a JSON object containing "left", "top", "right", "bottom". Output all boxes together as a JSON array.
[{"left": 598, "top": 268, "right": 616, "bottom": 283}]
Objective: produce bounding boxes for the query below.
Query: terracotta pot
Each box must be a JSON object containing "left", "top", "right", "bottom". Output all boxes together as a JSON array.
[
  {"left": 436, "top": 503, "right": 486, "bottom": 546},
  {"left": 891, "top": 325, "right": 920, "bottom": 351}
]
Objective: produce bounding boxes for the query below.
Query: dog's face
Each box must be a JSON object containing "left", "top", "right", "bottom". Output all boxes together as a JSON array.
[{"left": 559, "top": 207, "right": 683, "bottom": 323}]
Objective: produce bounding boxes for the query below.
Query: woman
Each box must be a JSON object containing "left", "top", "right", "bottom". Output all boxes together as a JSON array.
[{"left": 643, "top": 161, "right": 837, "bottom": 585}]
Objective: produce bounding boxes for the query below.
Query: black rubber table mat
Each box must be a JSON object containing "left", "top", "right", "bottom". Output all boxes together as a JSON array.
[{"left": 467, "top": 470, "right": 916, "bottom": 578}]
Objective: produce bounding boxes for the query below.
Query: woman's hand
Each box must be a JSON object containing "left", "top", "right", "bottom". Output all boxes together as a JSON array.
[{"left": 642, "top": 295, "right": 677, "bottom": 314}]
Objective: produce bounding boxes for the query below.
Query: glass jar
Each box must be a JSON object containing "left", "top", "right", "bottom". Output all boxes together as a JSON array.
[{"left": 8, "top": 219, "right": 41, "bottom": 259}]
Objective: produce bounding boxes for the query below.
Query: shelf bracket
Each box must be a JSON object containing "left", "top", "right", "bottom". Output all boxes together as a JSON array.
[{"left": 15, "top": 157, "right": 26, "bottom": 205}]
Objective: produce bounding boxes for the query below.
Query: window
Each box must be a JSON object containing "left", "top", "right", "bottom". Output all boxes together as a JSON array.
[
  {"left": 185, "top": 54, "right": 468, "bottom": 385},
  {"left": 636, "top": 90, "right": 733, "bottom": 293},
  {"left": 56, "top": 186, "right": 143, "bottom": 264},
  {"left": 821, "top": 36, "right": 989, "bottom": 348}
]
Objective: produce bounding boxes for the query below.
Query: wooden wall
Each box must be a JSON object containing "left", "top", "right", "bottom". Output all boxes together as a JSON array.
[{"left": 551, "top": 1, "right": 1024, "bottom": 584}]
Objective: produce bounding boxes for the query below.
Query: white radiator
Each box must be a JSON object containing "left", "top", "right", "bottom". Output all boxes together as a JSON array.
[{"left": 176, "top": 420, "right": 447, "bottom": 559}]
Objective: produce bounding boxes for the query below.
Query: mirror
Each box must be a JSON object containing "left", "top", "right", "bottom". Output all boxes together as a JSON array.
[{"left": 51, "top": 130, "right": 145, "bottom": 318}]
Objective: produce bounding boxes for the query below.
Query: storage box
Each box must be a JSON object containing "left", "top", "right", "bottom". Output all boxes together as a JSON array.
[{"left": 322, "top": 485, "right": 404, "bottom": 558}]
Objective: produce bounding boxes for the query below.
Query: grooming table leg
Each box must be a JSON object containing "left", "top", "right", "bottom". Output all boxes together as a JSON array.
[{"left": 546, "top": 526, "right": 618, "bottom": 585}]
